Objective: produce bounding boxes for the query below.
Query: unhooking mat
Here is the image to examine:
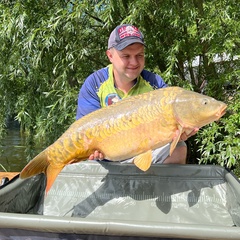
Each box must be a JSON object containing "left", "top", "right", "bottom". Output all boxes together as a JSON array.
[
  {"left": 1, "top": 162, "right": 240, "bottom": 239},
  {"left": 43, "top": 162, "right": 240, "bottom": 227}
]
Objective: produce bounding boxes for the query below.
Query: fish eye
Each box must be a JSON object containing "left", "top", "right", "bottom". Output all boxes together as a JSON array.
[{"left": 202, "top": 98, "right": 209, "bottom": 105}]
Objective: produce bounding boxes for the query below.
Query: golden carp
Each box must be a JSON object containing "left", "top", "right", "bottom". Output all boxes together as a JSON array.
[{"left": 20, "top": 87, "right": 227, "bottom": 193}]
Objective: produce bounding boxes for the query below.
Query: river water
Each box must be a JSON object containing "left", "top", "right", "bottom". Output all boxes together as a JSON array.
[
  {"left": 0, "top": 126, "right": 42, "bottom": 172},
  {"left": 0, "top": 128, "right": 27, "bottom": 172}
]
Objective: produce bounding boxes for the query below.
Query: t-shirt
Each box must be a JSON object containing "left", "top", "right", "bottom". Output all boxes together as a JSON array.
[{"left": 76, "top": 64, "right": 167, "bottom": 120}]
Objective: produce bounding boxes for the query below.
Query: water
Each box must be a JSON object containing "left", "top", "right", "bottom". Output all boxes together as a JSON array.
[
  {"left": 0, "top": 128, "right": 27, "bottom": 172},
  {"left": 0, "top": 127, "right": 42, "bottom": 172}
]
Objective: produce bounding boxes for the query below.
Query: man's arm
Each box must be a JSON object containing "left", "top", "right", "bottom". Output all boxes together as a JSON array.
[{"left": 76, "top": 75, "right": 102, "bottom": 120}]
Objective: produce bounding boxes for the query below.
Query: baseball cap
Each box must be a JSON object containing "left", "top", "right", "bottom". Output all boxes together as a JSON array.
[{"left": 108, "top": 24, "right": 146, "bottom": 50}]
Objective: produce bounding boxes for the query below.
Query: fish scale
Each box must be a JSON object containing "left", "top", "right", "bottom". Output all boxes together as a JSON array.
[{"left": 20, "top": 87, "right": 227, "bottom": 193}]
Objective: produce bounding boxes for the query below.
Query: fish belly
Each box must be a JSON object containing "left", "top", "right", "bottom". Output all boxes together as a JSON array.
[{"left": 85, "top": 114, "right": 176, "bottom": 161}]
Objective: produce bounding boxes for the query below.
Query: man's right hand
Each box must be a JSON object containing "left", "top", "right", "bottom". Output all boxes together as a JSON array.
[{"left": 89, "top": 150, "right": 104, "bottom": 160}]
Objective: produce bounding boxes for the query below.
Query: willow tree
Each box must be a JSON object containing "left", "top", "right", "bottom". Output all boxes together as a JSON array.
[
  {"left": 0, "top": 0, "right": 239, "bottom": 168},
  {"left": 0, "top": 0, "right": 110, "bottom": 147}
]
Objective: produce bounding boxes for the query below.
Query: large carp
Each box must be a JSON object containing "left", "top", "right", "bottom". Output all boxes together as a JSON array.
[{"left": 20, "top": 87, "right": 227, "bottom": 193}]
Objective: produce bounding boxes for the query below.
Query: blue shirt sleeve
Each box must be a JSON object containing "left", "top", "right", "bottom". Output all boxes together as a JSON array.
[
  {"left": 76, "top": 75, "right": 101, "bottom": 120},
  {"left": 76, "top": 68, "right": 109, "bottom": 120}
]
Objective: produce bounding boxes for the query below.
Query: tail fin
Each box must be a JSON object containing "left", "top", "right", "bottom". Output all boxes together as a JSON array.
[
  {"left": 20, "top": 151, "right": 49, "bottom": 179},
  {"left": 45, "top": 165, "right": 63, "bottom": 194},
  {"left": 20, "top": 151, "right": 64, "bottom": 194}
]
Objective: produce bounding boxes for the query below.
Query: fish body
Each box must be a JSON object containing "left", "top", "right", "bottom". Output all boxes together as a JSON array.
[{"left": 20, "top": 87, "right": 227, "bottom": 193}]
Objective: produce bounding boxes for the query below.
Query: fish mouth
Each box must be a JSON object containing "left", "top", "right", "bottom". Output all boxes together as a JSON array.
[{"left": 216, "top": 104, "right": 227, "bottom": 120}]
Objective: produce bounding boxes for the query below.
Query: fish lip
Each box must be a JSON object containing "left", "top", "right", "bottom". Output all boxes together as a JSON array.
[{"left": 216, "top": 105, "right": 227, "bottom": 119}]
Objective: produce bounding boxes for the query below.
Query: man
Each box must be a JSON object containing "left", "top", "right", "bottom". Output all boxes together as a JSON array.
[{"left": 76, "top": 24, "right": 196, "bottom": 164}]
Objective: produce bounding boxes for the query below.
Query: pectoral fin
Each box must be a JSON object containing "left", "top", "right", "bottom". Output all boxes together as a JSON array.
[
  {"left": 133, "top": 150, "right": 152, "bottom": 171},
  {"left": 169, "top": 125, "right": 183, "bottom": 155}
]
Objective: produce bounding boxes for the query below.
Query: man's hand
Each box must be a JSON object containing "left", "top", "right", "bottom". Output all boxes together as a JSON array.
[{"left": 88, "top": 150, "right": 104, "bottom": 160}]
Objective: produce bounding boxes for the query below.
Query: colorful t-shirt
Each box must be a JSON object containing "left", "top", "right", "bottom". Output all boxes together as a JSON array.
[{"left": 76, "top": 64, "right": 167, "bottom": 119}]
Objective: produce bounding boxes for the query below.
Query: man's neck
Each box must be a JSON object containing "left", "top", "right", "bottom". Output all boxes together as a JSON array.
[{"left": 113, "top": 71, "right": 137, "bottom": 94}]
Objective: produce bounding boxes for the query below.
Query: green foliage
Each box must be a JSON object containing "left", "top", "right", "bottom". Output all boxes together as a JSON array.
[
  {"left": 0, "top": 164, "right": 7, "bottom": 172},
  {"left": 0, "top": 0, "right": 239, "bottom": 169}
]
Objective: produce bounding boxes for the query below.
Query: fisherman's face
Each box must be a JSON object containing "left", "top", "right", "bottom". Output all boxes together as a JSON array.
[{"left": 107, "top": 43, "right": 145, "bottom": 83}]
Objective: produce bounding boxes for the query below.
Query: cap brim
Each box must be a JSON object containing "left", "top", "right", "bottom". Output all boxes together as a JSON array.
[{"left": 114, "top": 38, "right": 146, "bottom": 50}]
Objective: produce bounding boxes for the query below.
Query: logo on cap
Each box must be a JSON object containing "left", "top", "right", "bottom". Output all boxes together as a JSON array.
[{"left": 118, "top": 25, "right": 141, "bottom": 40}]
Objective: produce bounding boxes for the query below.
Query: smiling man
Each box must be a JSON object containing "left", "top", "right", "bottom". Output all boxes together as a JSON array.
[{"left": 76, "top": 24, "right": 195, "bottom": 164}]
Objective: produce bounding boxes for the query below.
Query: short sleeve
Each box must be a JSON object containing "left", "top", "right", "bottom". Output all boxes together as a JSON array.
[{"left": 76, "top": 76, "right": 101, "bottom": 120}]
